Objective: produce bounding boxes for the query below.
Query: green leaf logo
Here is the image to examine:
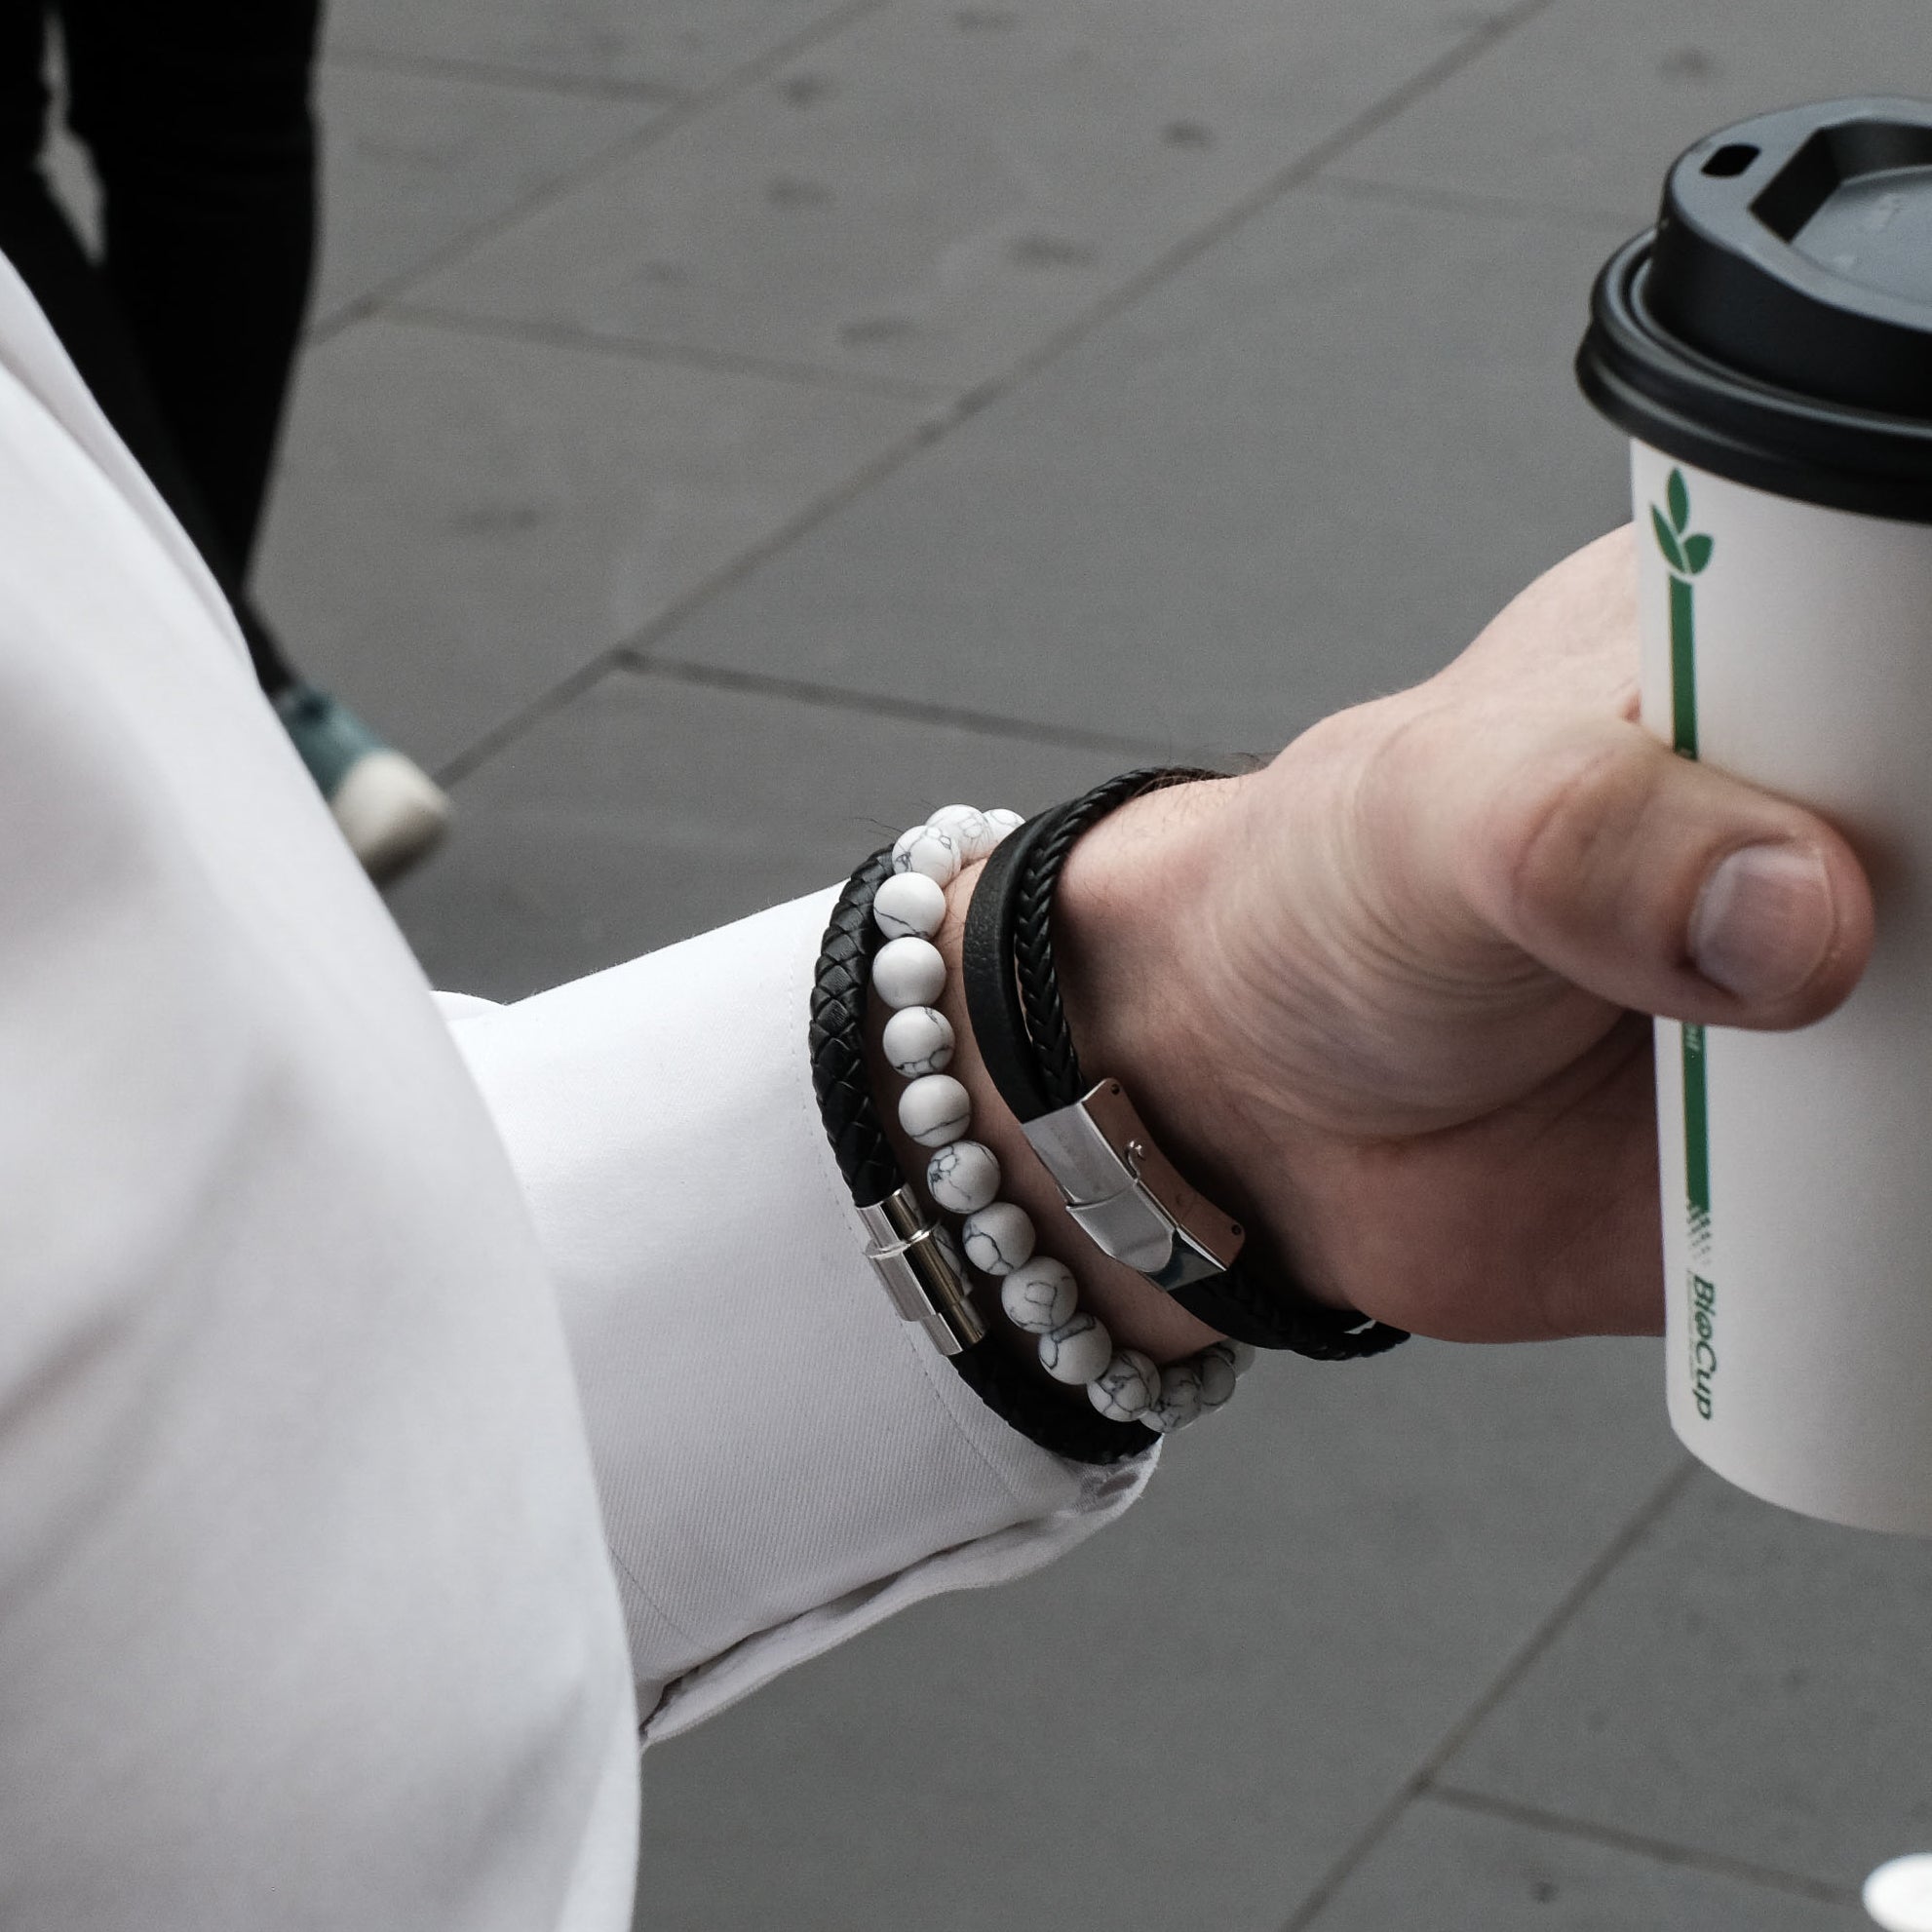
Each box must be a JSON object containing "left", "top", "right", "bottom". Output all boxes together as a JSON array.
[
  {"left": 1654, "top": 469, "right": 1714, "bottom": 577},
  {"left": 1652, "top": 506, "right": 1688, "bottom": 573},
  {"left": 1668, "top": 470, "right": 1690, "bottom": 534}
]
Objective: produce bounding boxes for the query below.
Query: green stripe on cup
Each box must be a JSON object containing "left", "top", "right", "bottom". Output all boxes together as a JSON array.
[
  {"left": 1682, "top": 1023, "right": 1712, "bottom": 1267},
  {"left": 1656, "top": 468, "right": 1718, "bottom": 1336},
  {"left": 1670, "top": 575, "right": 1698, "bottom": 758}
]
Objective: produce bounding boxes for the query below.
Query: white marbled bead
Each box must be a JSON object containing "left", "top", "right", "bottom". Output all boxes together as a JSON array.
[
  {"left": 927, "top": 803, "right": 998, "bottom": 863},
  {"left": 1087, "top": 1347, "right": 1159, "bottom": 1422},
  {"left": 1196, "top": 1347, "right": 1239, "bottom": 1412},
  {"left": 1142, "top": 1360, "right": 1206, "bottom": 1435},
  {"left": 872, "top": 869, "right": 947, "bottom": 941},
  {"left": 871, "top": 936, "right": 947, "bottom": 1010},
  {"left": 882, "top": 1004, "right": 954, "bottom": 1078},
  {"left": 999, "top": 1256, "right": 1077, "bottom": 1334},
  {"left": 1215, "top": 1339, "right": 1257, "bottom": 1378},
  {"left": 1039, "top": 1310, "right": 1113, "bottom": 1386},
  {"left": 892, "top": 823, "right": 962, "bottom": 887},
  {"left": 899, "top": 1072, "right": 972, "bottom": 1147},
  {"left": 961, "top": 1200, "right": 1035, "bottom": 1277},
  {"left": 984, "top": 808, "right": 1024, "bottom": 842},
  {"left": 927, "top": 1139, "right": 1000, "bottom": 1215}
]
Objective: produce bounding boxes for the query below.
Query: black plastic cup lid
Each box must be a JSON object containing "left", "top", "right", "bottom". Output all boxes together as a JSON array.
[{"left": 1578, "top": 97, "right": 1932, "bottom": 522}]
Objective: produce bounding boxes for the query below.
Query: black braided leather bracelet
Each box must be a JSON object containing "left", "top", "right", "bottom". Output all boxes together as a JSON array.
[
  {"left": 810, "top": 844, "right": 1157, "bottom": 1464},
  {"left": 960, "top": 767, "right": 1410, "bottom": 1362}
]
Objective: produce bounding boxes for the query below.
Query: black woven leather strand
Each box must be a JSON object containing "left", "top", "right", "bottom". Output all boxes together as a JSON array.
[
  {"left": 956, "top": 806, "right": 1062, "bottom": 1121},
  {"left": 811, "top": 846, "right": 1155, "bottom": 1465},
  {"left": 809, "top": 847, "right": 904, "bottom": 1209},
  {"left": 965, "top": 768, "right": 1410, "bottom": 1363},
  {"left": 1010, "top": 768, "right": 1219, "bottom": 1107}
]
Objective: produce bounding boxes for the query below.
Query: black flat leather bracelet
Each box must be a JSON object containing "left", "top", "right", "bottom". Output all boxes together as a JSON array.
[
  {"left": 960, "top": 767, "right": 1410, "bottom": 1362},
  {"left": 810, "top": 844, "right": 1156, "bottom": 1464}
]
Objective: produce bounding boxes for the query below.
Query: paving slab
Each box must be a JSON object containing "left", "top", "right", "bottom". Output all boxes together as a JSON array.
[
  {"left": 323, "top": 0, "right": 866, "bottom": 97},
  {"left": 649, "top": 183, "right": 1630, "bottom": 754},
  {"left": 310, "top": 60, "right": 662, "bottom": 330},
  {"left": 384, "top": 666, "right": 1132, "bottom": 997},
  {"left": 252, "top": 315, "right": 933, "bottom": 770},
  {"left": 1302, "top": 1795, "right": 1858, "bottom": 1931},
  {"left": 1440, "top": 1466, "right": 1932, "bottom": 1894},
  {"left": 407, "top": 0, "right": 1520, "bottom": 390},
  {"left": 630, "top": 1331, "right": 1679, "bottom": 1932},
  {"left": 1335, "top": 0, "right": 1932, "bottom": 226}
]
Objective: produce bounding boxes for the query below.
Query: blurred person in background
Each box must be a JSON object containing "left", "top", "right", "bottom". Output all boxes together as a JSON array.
[{"left": 0, "top": 0, "right": 450, "bottom": 880}]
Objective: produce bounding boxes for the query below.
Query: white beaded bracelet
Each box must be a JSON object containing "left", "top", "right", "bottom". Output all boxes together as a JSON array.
[{"left": 869, "top": 804, "right": 1253, "bottom": 1434}]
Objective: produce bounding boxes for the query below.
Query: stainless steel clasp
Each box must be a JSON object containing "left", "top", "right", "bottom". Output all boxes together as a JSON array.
[
  {"left": 1022, "top": 1080, "right": 1245, "bottom": 1294},
  {"left": 860, "top": 1185, "right": 986, "bottom": 1356}
]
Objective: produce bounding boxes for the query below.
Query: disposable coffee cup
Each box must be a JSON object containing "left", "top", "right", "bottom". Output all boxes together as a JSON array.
[{"left": 1577, "top": 98, "right": 1932, "bottom": 1534}]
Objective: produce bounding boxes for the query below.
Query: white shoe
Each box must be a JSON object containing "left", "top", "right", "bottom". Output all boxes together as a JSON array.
[
  {"left": 328, "top": 748, "right": 452, "bottom": 882},
  {"left": 274, "top": 682, "right": 452, "bottom": 882}
]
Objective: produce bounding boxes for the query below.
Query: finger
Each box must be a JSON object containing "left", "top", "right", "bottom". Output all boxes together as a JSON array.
[{"left": 1451, "top": 711, "right": 1874, "bottom": 1029}]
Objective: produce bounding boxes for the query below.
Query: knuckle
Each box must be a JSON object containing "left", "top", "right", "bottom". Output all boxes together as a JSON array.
[
  {"left": 1350, "top": 697, "right": 1452, "bottom": 848},
  {"left": 1478, "top": 724, "right": 1656, "bottom": 940}
]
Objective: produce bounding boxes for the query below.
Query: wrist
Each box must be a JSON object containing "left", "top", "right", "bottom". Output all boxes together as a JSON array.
[
  {"left": 1047, "top": 770, "right": 1356, "bottom": 1314},
  {"left": 1047, "top": 776, "right": 1243, "bottom": 1140},
  {"left": 887, "top": 850, "right": 1224, "bottom": 1367},
  {"left": 829, "top": 815, "right": 1259, "bottom": 1457}
]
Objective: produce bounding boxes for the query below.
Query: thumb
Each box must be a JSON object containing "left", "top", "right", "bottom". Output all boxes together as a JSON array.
[{"left": 1452, "top": 712, "right": 1874, "bottom": 1029}]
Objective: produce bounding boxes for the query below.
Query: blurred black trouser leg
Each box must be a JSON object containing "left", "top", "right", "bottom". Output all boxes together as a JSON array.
[
  {"left": 63, "top": 0, "right": 322, "bottom": 578},
  {"left": 0, "top": 0, "right": 323, "bottom": 697}
]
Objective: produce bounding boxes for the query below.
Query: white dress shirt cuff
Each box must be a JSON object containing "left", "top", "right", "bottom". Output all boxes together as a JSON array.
[{"left": 439, "top": 888, "right": 1156, "bottom": 1743}]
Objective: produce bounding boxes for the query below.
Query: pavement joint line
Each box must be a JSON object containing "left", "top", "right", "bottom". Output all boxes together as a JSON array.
[
  {"left": 611, "top": 0, "right": 1565, "bottom": 684},
  {"left": 588, "top": 399, "right": 973, "bottom": 665},
  {"left": 424, "top": 397, "right": 976, "bottom": 787},
  {"left": 619, "top": 654, "right": 1201, "bottom": 761},
  {"left": 430, "top": 632, "right": 1192, "bottom": 792},
  {"left": 786, "top": 0, "right": 1569, "bottom": 438},
  {"left": 415, "top": 0, "right": 1562, "bottom": 791},
  {"left": 1275, "top": 1452, "right": 1699, "bottom": 1932},
  {"left": 1421, "top": 1784, "right": 1860, "bottom": 1908},
  {"left": 431, "top": 653, "right": 632, "bottom": 789},
  {"left": 1307, "top": 170, "right": 1642, "bottom": 234},
  {"left": 322, "top": 43, "right": 686, "bottom": 104},
  {"left": 380, "top": 300, "right": 954, "bottom": 403},
  {"left": 307, "top": 0, "right": 895, "bottom": 349}
]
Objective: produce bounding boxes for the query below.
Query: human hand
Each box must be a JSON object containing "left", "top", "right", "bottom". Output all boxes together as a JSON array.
[{"left": 1030, "top": 527, "right": 1874, "bottom": 1345}]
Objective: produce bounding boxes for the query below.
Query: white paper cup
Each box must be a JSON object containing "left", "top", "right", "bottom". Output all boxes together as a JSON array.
[
  {"left": 1633, "top": 445, "right": 1932, "bottom": 1531},
  {"left": 1581, "top": 100, "right": 1932, "bottom": 1530}
]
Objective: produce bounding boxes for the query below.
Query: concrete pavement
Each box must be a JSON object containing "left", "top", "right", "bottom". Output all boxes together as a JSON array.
[{"left": 234, "top": 3, "right": 1932, "bottom": 1922}]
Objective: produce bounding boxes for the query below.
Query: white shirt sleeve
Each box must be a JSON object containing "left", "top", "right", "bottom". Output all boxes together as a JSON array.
[
  {"left": 0, "top": 257, "right": 644, "bottom": 1932},
  {"left": 0, "top": 251, "right": 1149, "bottom": 1930},
  {"left": 437, "top": 894, "right": 1154, "bottom": 1746}
]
